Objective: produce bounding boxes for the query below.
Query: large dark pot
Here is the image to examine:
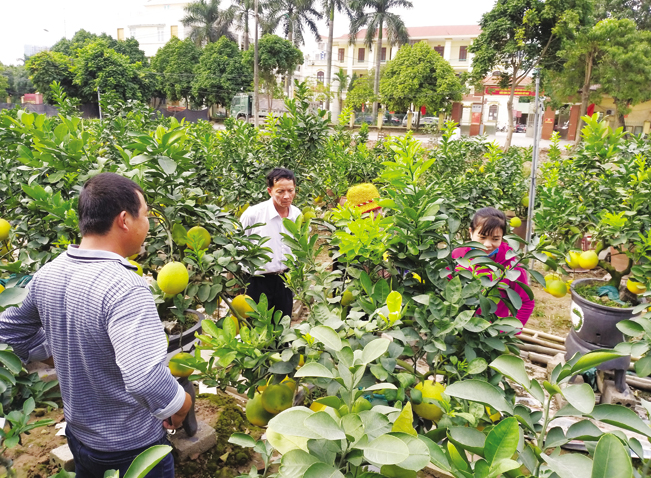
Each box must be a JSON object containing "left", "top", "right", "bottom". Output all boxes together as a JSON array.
[
  {"left": 565, "top": 279, "right": 636, "bottom": 385},
  {"left": 166, "top": 309, "right": 203, "bottom": 354}
]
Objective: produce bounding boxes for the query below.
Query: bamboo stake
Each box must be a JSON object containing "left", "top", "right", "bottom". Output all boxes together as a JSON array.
[
  {"left": 518, "top": 343, "right": 563, "bottom": 356},
  {"left": 522, "top": 328, "right": 566, "bottom": 343},
  {"left": 519, "top": 334, "right": 566, "bottom": 351}
]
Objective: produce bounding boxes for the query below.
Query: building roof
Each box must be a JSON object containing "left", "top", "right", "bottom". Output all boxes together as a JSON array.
[{"left": 335, "top": 25, "right": 481, "bottom": 41}]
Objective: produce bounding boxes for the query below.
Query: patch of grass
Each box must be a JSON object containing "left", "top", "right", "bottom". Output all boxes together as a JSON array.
[{"left": 574, "top": 283, "right": 632, "bottom": 308}]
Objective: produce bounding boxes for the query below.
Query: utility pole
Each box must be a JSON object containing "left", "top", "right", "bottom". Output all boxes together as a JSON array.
[
  {"left": 253, "top": 0, "right": 259, "bottom": 128},
  {"left": 525, "top": 70, "right": 543, "bottom": 252}
]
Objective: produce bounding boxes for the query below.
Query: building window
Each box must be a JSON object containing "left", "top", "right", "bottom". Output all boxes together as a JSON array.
[
  {"left": 488, "top": 105, "right": 498, "bottom": 121},
  {"left": 318, "top": 42, "right": 325, "bottom": 50},
  {"left": 164, "top": 4, "right": 170, "bottom": 9},
  {"left": 338, "top": 48, "right": 345, "bottom": 62},
  {"left": 129, "top": 28, "right": 136, "bottom": 39},
  {"left": 381, "top": 47, "right": 387, "bottom": 62},
  {"left": 171, "top": 25, "right": 178, "bottom": 38},
  {"left": 459, "top": 46, "right": 468, "bottom": 61},
  {"left": 157, "top": 27, "right": 164, "bottom": 42},
  {"left": 434, "top": 46, "right": 444, "bottom": 56},
  {"left": 317, "top": 71, "right": 324, "bottom": 84},
  {"left": 117, "top": 28, "right": 124, "bottom": 41},
  {"left": 358, "top": 48, "right": 365, "bottom": 63}
]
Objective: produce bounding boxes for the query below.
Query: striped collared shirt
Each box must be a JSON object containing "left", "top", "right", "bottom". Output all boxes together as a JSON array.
[
  {"left": 240, "top": 198, "right": 300, "bottom": 274},
  {"left": 0, "top": 245, "right": 185, "bottom": 452}
]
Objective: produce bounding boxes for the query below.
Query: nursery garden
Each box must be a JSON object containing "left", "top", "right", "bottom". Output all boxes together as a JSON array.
[{"left": 1, "top": 81, "right": 651, "bottom": 478}]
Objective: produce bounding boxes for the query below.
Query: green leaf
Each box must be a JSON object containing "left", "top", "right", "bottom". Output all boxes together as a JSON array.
[
  {"left": 588, "top": 404, "right": 651, "bottom": 439},
  {"left": 171, "top": 223, "right": 188, "bottom": 246},
  {"left": 562, "top": 383, "right": 595, "bottom": 414},
  {"left": 228, "top": 433, "right": 257, "bottom": 448},
  {"left": 445, "top": 380, "right": 514, "bottom": 414},
  {"left": 489, "top": 355, "right": 530, "bottom": 389},
  {"left": 559, "top": 351, "right": 625, "bottom": 382},
  {"left": 566, "top": 420, "right": 603, "bottom": 441},
  {"left": 279, "top": 449, "right": 321, "bottom": 478},
  {"left": 268, "top": 408, "right": 322, "bottom": 439},
  {"left": 294, "top": 362, "right": 333, "bottom": 379},
  {"left": 130, "top": 153, "right": 151, "bottom": 165},
  {"left": 444, "top": 276, "right": 462, "bottom": 303},
  {"left": 304, "top": 412, "right": 346, "bottom": 440},
  {"left": 309, "top": 326, "right": 343, "bottom": 352},
  {"left": 303, "top": 463, "right": 345, "bottom": 478},
  {"left": 484, "top": 417, "right": 519, "bottom": 466},
  {"left": 361, "top": 338, "right": 390, "bottom": 364},
  {"left": 391, "top": 432, "right": 431, "bottom": 471},
  {"left": 418, "top": 435, "right": 451, "bottom": 472},
  {"left": 0, "top": 350, "right": 23, "bottom": 375},
  {"left": 379, "top": 465, "right": 416, "bottom": 478},
  {"left": 391, "top": 402, "right": 417, "bottom": 436},
  {"left": 635, "top": 356, "right": 651, "bottom": 377},
  {"left": 0, "top": 288, "right": 28, "bottom": 310},
  {"left": 467, "top": 358, "right": 488, "bottom": 375},
  {"left": 542, "top": 453, "right": 593, "bottom": 478},
  {"left": 359, "top": 434, "right": 410, "bottom": 465},
  {"left": 123, "top": 445, "right": 172, "bottom": 478},
  {"left": 386, "top": 291, "right": 402, "bottom": 314},
  {"left": 447, "top": 427, "right": 486, "bottom": 456}
]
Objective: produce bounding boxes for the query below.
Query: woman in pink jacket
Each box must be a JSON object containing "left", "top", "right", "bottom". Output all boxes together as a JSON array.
[{"left": 451, "top": 207, "right": 534, "bottom": 327}]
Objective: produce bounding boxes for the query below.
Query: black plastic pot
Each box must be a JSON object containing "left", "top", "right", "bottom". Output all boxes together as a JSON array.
[
  {"left": 565, "top": 279, "right": 636, "bottom": 389},
  {"left": 568, "top": 279, "right": 638, "bottom": 347},
  {"left": 166, "top": 309, "right": 203, "bottom": 354}
]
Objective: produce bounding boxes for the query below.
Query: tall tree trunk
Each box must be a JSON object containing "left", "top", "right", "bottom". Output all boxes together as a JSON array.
[
  {"left": 325, "top": 2, "right": 335, "bottom": 111},
  {"left": 243, "top": 12, "right": 250, "bottom": 50},
  {"left": 505, "top": 73, "right": 518, "bottom": 151},
  {"left": 285, "top": 26, "right": 293, "bottom": 97},
  {"left": 576, "top": 50, "right": 594, "bottom": 144},
  {"left": 372, "top": 19, "right": 383, "bottom": 117}
]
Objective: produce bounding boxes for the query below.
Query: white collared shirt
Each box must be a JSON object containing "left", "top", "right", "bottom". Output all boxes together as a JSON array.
[{"left": 240, "top": 198, "right": 301, "bottom": 274}]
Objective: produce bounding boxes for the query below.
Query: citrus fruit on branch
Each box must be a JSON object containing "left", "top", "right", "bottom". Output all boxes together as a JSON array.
[
  {"left": 158, "top": 262, "right": 189, "bottom": 295},
  {"left": 169, "top": 352, "right": 194, "bottom": 378},
  {"left": 246, "top": 393, "right": 275, "bottom": 427},
  {"left": 186, "top": 226, "right": 211, "bottom": 250},
  {"left": 578, "top": 250, "right": 599, "bottom": 270},
  {"left": 412, "top": 380, "right": 445, "bottom": 422}
]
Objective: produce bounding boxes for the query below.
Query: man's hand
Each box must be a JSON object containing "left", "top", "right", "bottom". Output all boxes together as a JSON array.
[{"left": 163, "top": 392, "right": 192, "bottom": 430}]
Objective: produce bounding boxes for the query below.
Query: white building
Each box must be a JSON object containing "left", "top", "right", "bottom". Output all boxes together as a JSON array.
[{"left": 116, "top": 0, "right": 192, "bottom": 57}]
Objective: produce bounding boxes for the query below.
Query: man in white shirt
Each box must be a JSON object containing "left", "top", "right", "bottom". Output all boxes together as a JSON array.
[{"left": 240, "top": 168, "right": 301, "bottom": 318}]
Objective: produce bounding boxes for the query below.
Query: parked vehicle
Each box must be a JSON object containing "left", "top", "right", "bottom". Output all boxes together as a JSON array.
[
  {"left": 515, "top": 123, "right": 527, "bottom": 133},
  {"left": 401, "top": 114, "right": 437, "bottom": 127}
]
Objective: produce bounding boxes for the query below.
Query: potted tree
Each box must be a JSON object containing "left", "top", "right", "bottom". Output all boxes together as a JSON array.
[{"left": 535, "top": 115, "right": 651, "bottom": 386}]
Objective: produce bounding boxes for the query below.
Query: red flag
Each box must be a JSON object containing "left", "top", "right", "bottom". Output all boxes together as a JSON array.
[{"left": 586, "top": 103, "right": 595, "bottom": 116}]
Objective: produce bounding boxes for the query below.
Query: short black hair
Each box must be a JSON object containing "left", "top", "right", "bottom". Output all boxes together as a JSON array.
[
  {"left": 266, "top": 167, "right": 295, "bottom": 188},
  {"left": 470, "top": 207, "right": 507, "bottom": 236},
  {"left": 78, "top": 173, "right": 145, "bottom": 236}
]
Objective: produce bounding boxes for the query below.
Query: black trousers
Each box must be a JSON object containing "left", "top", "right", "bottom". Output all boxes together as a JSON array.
[{"left": 247, "top": 273, "right": 294, "bottom": 319}]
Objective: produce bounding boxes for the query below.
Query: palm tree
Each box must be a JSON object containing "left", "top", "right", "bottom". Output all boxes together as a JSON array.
[
  {"left": 233, "top": 0, "right": 262, "bottom": 50},
  {"left": 349, "top": 0, "right": 412, "bottom": 115},
  {"left": 181, "top": 0, "right": 237, "bottom": 46},
  {"left": 333, "top": 67, "right": 348, "bottom": 113},
  {"left": 263, "top": 0, "right": 323, "bottom": 95},
  {"left": 319, "top": 0, "right": 353, "bottom": 111}
]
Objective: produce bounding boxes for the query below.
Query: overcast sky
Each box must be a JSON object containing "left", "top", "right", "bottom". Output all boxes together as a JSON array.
[{"left": 0, "top": 0, "right": 496, "bottom": 66}]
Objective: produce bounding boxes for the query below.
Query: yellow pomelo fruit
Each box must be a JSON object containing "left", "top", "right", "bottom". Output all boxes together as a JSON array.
[
  {"left": 169, "top": 352, "right": 194, "bottom": 378},
  {"left": 579, "top": 250, "right": 599, "bottom": 270},
  {"left": 565, "top": 251, "right": 581, "bottom": 269},
  {"left": 0, "top": 219, "right": 10, "bottom": 242},
  {"left": 521, "top": 195, "right": 530, "bottom": 208},
  {"left": 281, "top": 376, "right": 297, "bottom": 393},
  {"left": 0, "top": 242, "right": 9, "bottom": 256},
  {"left": 412, "top": 380, "right": 445, "bottom": 422},
  {"left": 232, "top": 294, "right": 254, "bottom": 318},
  {"left": 158, "top": 262, "right": 189, "bottom": 295},
  {"left": 510, "top": 217, "right": 522, "bottom": 228},
  {"left": 128, "top": 260, "right": 143, "bottom": 276},
  {"left": 310, "top": 401, "right": 327, "bottom": 412},
  {"left": 546, "top": 280, "right": 568, "bottom": 298},
  {"left": 128, "top": 253, "right": 139, "bottom": 260},
  {"left": 566, "top": 279, "right": 574, "bottom": 288},
  {"left": 545, "top": 273, "right": 562, "bottom": 284},
  {"left": 261, "top": 383, "right": 294, "bottom": 415},
  {"left": 0, "top": 285, "right": 4, "bottom": 294},
  {"left": 627, "top": 279, "right": 647, "bottom": 295},
  {"left": 187, "top": 226, "right": 211, "bottom": 250},
  {"left": 246, "top": 393, "right": 276, "bottom": 427},
  {"left": 341, "top": 290, "right": 355, "bottom": 307}
]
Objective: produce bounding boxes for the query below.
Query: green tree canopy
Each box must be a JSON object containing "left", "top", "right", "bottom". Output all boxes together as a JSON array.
[
  {"left": 380, "top": 41, "right": 464, "bottom": 117},
  {"left": 152, "top": 37, "right": 202, "bottom": 104},
  {"left": 595, "top": 0, "right": 651, "bottom": 30},
  {"left": 470, "top": 0, "right": 592, "bottom": 148},
  {"left": 344, "top": 72, "right": 376, "bottom": 110},
  {"left": 26, "top": 51, "right": 77, "bottom": 103},
  {"left": 51, "top": 30, "right": 147, "bottom": 64},
  {"left": 192, "top": 37, "right": 252, "bottom": 108},
  {"left": 2, "top": 65, "right": 36, "bottom": 100},
  {"left": 243, "top": 34, "right": 303, "bottom": 100},
  {"left": 72, "top": 40, "right": 153, "bottom": 103},
  {"left": 182, "top": 0, "right": 237, "bottom": 45},
  {"left": 0, "top": 65, "right": 9, "bottom": 101}
]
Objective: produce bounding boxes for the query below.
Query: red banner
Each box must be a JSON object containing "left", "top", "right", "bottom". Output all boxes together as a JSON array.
[{"left": 484, "top": 86, "right": 535, "bottom": 96}]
